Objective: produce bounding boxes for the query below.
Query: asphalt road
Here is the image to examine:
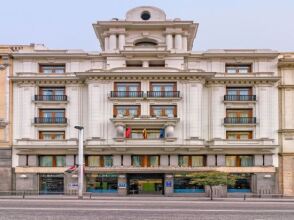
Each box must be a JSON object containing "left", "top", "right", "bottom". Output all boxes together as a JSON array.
[{"left": 0, "top": 197, "right": 294, "bottom": 220}]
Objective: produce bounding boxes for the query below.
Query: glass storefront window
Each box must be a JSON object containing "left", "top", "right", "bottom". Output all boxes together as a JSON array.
[
  {"left": 174, "top": 176, "right": 205, "bottom": 193},
  {"left": 86, "top": 174, "right": 118, "bottom": 193},
  {"left": 228, "top": 173, "right": 252, "bottom": 193}
]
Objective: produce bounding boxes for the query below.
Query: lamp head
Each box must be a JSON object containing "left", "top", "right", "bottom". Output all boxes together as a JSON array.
[{"left": 74, "top": 126, "right": 84, "bottom": 130}]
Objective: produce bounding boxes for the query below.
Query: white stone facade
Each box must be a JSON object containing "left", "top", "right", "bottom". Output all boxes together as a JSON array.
[{"left": 11, "top": 6, "right": 279, "bottom": 195}]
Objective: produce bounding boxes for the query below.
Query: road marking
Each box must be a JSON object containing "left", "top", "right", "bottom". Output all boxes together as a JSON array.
[{"left": 0, "top": 207, "right": 294, "bottom": 213}]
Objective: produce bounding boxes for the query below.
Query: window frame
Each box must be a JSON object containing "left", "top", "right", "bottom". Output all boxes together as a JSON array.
[
  {"left": 39, "top": 155, "right": 66, "bottom": 167},
  {"left": 39, "top": 64, "right": 66, "bottom": 74},
  {"left": 226, "top": 131, "right": 253, "bottom": 140},
  {"left": 225, "top": 64, "right": 252, "bottom": 74},
  {"left": 178, "top": 155, "right": 206, "bottom": 167},
  {"left": 39, "top": 131, "right": 65, "bottom": 140},
  {"left": 150, "top": 105, "right": 177, "bottom": 117},
  {"left": 113, "top": 105, "right": 141, "bottom": 117}
]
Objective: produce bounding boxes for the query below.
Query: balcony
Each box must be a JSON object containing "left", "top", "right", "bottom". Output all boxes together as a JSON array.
[
  {"left": 34, "top": 95, "right": 68, "bottom": 102},
  {"left": 224, "top": 95, "right": 256, "bottom": 102},
  {"left": 147, "top": 91, "right": 180, "bottom": 98},
  {"left": 110, "top": 91, "right": 144, "bottom": 98},
  {"left": 34, "top": 117, "right": 67, "bottom": 125},
  {"left": 224, "top": 117, "right": 256, "bottom": 125}
]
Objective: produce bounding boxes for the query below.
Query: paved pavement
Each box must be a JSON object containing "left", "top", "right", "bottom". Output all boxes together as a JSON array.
[{"left": 0, "top": 197, "right": 294, "bottom": 220}]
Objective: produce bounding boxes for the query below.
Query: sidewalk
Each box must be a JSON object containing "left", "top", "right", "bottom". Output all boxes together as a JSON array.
[{"left": 1, "top": 195, "right": 294, "bottom": 202}]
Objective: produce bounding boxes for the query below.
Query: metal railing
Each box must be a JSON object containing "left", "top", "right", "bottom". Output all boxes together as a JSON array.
[
  {"left": 224, "top": 117, "right": 256, "bottom": 124},
  {"left": 147, "top": 91, "right": 180, "bottom": 98},
  {"left": 34, "top": 95, "right": 67, "bottom": 101},
  {"left": 224, "top": 95, "right": 256, "bottom": 101},
  {"left": 34, "top": 117, "right": 67, "bottom": 124},
  {"left": 110, "top": 91, "right": 144, "bottom": 98}
]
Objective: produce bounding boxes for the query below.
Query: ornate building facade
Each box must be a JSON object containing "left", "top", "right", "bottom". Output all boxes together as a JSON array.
[{"left": 12, "top": 6, "right": 279, "bottom": 196}]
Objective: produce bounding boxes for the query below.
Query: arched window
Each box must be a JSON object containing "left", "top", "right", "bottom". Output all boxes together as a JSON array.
[{"left": 134, "top": 39, "right": 158, "bottom": 47}]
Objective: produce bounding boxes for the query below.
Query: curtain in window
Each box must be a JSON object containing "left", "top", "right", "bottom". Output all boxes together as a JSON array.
[
  {"left": 56, "top": 156, "right": 65, "bottom": 167},
  {"left": 40, "top": 156, "right": 53, "bottom": 167},
  {"left": 179, "top": 156, "right": 189, "bottom": 167},
  {"left": 191, "top": 156, "right": 203, "bottom": 167},
  {"left": 240, "top": 156, "right": 253, "bottom": 167},
  {"left": 226, "top": 156, "right": 236, "bottom": 167},
  {"left": 88, "top": 156, "right": 100, "bottom": 167},
  {"left": 149, "top": 156, "right": 159, "bottom": 167},
  {"left": 132, "top": 156, "right": 141, "bottom": 167},
  {"left": 103, "top": 156, "right": 113, "bottom": 167}
]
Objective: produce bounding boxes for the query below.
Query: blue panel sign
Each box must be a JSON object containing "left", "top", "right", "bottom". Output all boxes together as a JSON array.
[
  {"left": 165, "top": 181, "right": 172, "bottom": 187},
  {"left": 118, "top": 182, "right": 127, "bottom": 188}
]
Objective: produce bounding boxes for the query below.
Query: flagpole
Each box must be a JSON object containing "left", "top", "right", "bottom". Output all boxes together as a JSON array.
[{"left": 75, "top": 126, "right": 84, "bottom": 199}]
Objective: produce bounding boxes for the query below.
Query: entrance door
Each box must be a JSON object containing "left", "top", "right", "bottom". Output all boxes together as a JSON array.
[
  {"left": 127, "top": 173, "right": 164, "bottom": 195},
  {"left": 39, "top": 174, "right": 64, "bottom": 194}
]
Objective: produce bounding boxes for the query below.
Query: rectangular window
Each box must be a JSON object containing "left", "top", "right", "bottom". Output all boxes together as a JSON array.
[
  {"left": 225, "top": 64, "right": 251, "bottom": 73},
  {"left": 131, "top": 129, "right": 161, "bottom": 139},
  {"left": 86, "top": 156, "right": 113, "bottom": 167},
  {"left": 225, "top": 155, "right": 254, "bottom": 167},
  {"left": 150, "top": 105, "right": 177, "bottom": 117},
  {"left": 227, "top": 173, "right": 251, "bottom": 193},
  {"left": 39, "top": 64, "right": 65, "bottom": 74},
  {"left": 227, "top": 87, "right": 252, "bottom": 96},
  {"left": 39, "top": 109, "right": 65, "bottom": 118},
  {"left": 226, "top": 131, "right": 253, "bottom": 140},
  {"left": 179, "top": 155, "right": 205, "bottom": 167},
  {"left": 113, "top": 105, "right": 140, "bottom": 117},
  {"left": 39, "top": 131, "right": 65, "bottom": 140},
  {"left": 226, "top": 109, "right": 252, "bottom": 118},
  {"left": 39, "top": 155, "right": 65, "bottom": 167},
  {"left": 131, "top": 155, "right": 160, "bottom": 167},
  {"left": 149, "top": 82, "right": 177, "bottom": 97},
  {"left": 113, "top": 82, "right": 141, "bottom": 97},
  {"left": 39, "top": 87, "right": 65, "bottom": 96}
]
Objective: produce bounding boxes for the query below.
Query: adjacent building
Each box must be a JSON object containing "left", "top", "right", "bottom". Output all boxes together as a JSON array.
[
  {"left": 278, "top": 53, "right": 294, "bottom": 196},
  {"left": 11, "top": 6, "right": 280, "bottom": 196}
]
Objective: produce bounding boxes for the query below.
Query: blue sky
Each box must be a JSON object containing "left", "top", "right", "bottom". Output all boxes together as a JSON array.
[{"left": 1, "top": 0, "right": 294, "bottom": 52}]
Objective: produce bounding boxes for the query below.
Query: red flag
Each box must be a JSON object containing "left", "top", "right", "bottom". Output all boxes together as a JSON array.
[
  {"left": 125, "top": 127, "right": 131, "bottom": 138},
  {"left": 65, "top": 165, "right": 77, "bottom": 173}
]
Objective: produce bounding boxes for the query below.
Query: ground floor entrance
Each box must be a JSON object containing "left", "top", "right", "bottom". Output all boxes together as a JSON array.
[
  {"left": 127, "top": 173, "right": 164, "bottom": 195},
  {"left": 39, "top": 174, "right": 64, "bottom": 194}
]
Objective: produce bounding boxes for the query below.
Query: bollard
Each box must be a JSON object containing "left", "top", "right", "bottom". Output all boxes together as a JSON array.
[
  {"left": 22, "top": 191, "right": 25, "bottom": 199},
  {"left": 90, "top": 193, "right": 92, "bottom": 199},
  {"left": 244, "top": 194, "right": 246, "bottom": 201}
]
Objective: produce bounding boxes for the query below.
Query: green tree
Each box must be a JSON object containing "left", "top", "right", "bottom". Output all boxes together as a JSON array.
[{"left": 188, "top": 172, "right": 236, "bottom": 200}]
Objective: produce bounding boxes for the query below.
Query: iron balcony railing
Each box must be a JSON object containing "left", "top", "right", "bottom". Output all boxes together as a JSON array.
[
  {"left": 224, "top": 95, "right": 256, "bottom": 101},
  {"left": 147, "top": 91, "right": 180, "bottom": 98},
  {"left": 224, "top": 117, "right": 256, "bottom": 124},
  {"left": 34, "top": 95, "right": 67, "bottom": 101},
  {"left": 34, "top": 117, "right": 67, "bottom": 124},
  {"left": 110, "top": 91, "right": 144, "bottom": 98}
]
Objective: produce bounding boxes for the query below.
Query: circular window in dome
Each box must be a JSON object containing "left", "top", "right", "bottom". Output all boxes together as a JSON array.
[{"left": 141, "top": 11, "right": 151, "bottom": 20}]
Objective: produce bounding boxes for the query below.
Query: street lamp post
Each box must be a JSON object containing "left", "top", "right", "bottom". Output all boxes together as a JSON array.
[{"left": 74, "top": 126, "right": 84, "bottom": 199}]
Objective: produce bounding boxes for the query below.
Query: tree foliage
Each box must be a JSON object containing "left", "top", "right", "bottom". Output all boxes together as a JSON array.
[{"left": 187, "top": 171, "right": 237, "bottom": 200}]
